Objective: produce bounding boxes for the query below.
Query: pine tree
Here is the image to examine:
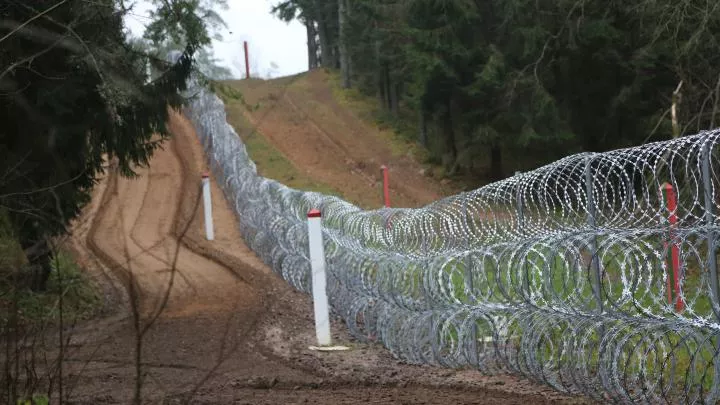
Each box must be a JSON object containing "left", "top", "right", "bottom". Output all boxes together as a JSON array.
[
  {"left": 0, "top": 0, "right": 213, "bottom": 289},
  {"left": 273, "top": 0, "right": 720, "bottom": 180}
]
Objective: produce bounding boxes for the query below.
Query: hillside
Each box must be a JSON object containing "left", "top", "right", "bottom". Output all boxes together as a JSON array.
[{"left": 218, "top": 70, "right": 461, "bottom": 210}]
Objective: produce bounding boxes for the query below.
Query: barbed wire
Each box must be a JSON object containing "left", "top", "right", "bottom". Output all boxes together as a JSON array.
[{"left": 183, "top": 70, "right": 720, "bottom": 404}]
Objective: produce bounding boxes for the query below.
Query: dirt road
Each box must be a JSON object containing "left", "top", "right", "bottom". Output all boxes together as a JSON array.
[{"left": 60, "top": 111, "right": 587, "bottom": 404}]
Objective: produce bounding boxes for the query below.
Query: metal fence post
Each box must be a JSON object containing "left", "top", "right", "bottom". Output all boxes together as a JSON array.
[
  {"left": 515, "top": 171, "right": 524, "bottom": 229},
  {"left": 585, "top": 156, "right": 604, "bottom": 314},
  {"left": 463, "top": 196, "right": 479, "bottom": 367},
  {"left": 420, "top": 221, "right": 440, "bottom": 363},
  {"left": 660, "top": 183, "right": 684, "bottom": 312},
  {"left": 701, "top": 139, "right": 720, "bottom": 403},
  {"left": 515, "top": 171, "right": 530, "bottom": 300},
  {"left": 702, "top": 141, "right": 720, "bottom": 319}
]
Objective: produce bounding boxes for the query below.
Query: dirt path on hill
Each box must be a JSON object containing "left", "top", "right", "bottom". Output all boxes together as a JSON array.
[
  {"left": 234, "top": 71, "right": 454, "bottom": 209},
  {"left": 57, "top": 111, "right": 588, "bottom": 404}
]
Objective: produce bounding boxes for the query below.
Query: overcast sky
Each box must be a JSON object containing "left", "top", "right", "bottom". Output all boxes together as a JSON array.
[{"left": 123, "top": 0, "right": 307, "bottom": 78}]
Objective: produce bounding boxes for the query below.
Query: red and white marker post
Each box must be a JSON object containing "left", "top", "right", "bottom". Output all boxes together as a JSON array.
[
  {"left": 202, "top": 172, "right": 215, "bottom": 241},
  {"left": 307, "top": 209, "right": 331, "bottom": 346},
  {"left": 660, "top": 183, "right": 683, "bottom": 312},
  {"left": 381, "top": 165, "right": 390, "bottom": 208},
  {"left": 243, "top": 41, "right": 250, "bottom": 80}
]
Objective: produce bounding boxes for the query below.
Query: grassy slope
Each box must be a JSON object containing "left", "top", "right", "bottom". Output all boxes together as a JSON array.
[
  {"left": 324, "top": 74, "right": 445, "bottom": 178},
  {"left": 216, "top": 71, "right": 461, "bottom": 209},
  {"left": 215, "top": 78, "right": 343, "bottom": 199}
]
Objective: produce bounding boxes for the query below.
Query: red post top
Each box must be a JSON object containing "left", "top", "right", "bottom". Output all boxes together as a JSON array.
[
  {"left": 381, "top": 165, "right": 390, "bottom": 208},
  {"left": 660, "top": 182, "right": 678, "bottom": 206},
  {"left": 308, "top": 209, "right": 322, "bottom": 218},
  {"left": 202, "top": 172, "right": 210, "bottom": 179}
]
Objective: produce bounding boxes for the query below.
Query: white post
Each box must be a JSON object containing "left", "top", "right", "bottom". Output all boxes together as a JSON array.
[
  {"left": 307, "top": 209, "right": 331, "bottom": 346},
  {"left": 202, "top": 172, "right": 214, "bottom": 241}
]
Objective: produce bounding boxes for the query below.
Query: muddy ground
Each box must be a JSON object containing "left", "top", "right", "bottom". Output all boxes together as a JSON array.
[{"left": 52, "top": 109, "right": 591, "bottom": 404}]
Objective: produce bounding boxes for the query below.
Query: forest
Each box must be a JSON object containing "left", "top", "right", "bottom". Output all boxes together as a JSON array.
[{"left": 273, "top": 0, "right": 720, "bottom": 180}]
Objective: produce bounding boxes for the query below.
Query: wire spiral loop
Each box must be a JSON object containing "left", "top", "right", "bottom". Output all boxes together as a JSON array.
[{"left": 185, "top": 82, "right": 720, "bottom": 404}]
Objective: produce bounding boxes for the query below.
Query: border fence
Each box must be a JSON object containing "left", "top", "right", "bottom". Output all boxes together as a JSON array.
[{"left": 184, "top": 77, "right": 720, "bottom": 403}]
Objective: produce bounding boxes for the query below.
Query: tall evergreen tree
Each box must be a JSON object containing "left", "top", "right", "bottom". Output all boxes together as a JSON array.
[
  {"left": 274, "top": 0, "right": 720, "bottom": 180},
  {"left": 0, "top": 0, "right": 215, "bottom": 289},
  {"left": 142, "top": 0, "right": 233, "bottom": 80}
]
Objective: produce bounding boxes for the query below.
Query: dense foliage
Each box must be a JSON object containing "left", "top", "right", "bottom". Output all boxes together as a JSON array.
[
  {"left": 139, "top": 0, "right": 233, "bottom": 80},
  {"left": 273, "top": 0, "right": 720, "bottom": 181},
  {"left": 0, "top": 0, "right": 211, "bottom": 289}
]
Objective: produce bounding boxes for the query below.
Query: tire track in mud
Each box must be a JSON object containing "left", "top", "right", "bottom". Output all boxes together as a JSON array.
[
  {"left": 88, "top": 135, "right": 255, "bottom": 318},
  {"left": 62, "top": 111, "right": 284, "bottom": 402}
]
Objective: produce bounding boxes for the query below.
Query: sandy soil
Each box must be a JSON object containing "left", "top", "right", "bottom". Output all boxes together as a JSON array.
[{"left": 55, "top": 108, "right": 591, "bottom": 404}]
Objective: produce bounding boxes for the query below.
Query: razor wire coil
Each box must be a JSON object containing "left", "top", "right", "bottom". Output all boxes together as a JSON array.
[{"left": 184, "top": 78, "right": 720, "bottom": 404}]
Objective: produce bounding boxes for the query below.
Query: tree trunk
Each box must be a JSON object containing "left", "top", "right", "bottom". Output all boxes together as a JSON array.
[
  {"left": 21, "top": 237, "right": 52, "bottom": 291},
  {"left": 314, "top": 25, "right": 321, "bottom": 68},
  {"left": 333, "top": 45, "right": 341, "bottom": 69},
  {"left": 490, "top": 143, "right": 503, "bottom": 181},
  {"left": 306, "top": 20, "right": 318, "bottom": 70},
  {"left": 389, "top": 79, "right": 399, "bottom": 116},
  {"left": 383, "top": 66, "right": 392, "bottom": 112},
  {"left": 377, "top": 79, "right": 385, "bottom": 108},
  {"left": 317, "top": 17, "right": 330, "bottom": 68},
  {"left": 443, "top": 102, "right": 457, "bottom": 168},
  {"left": 33, "top": 251, "right": 52, "bottom": 292},
  {"left": 419, "top": 111, "right": 428, "bottom": 147},
  {"left": 346, "top": 0, "right": 352, "bottom": 81},
  {"left": 338, "top": 0, "right": 350, "bottom": 88},
  {"left": 328, "top": 0, "right": 340, "bottom": 69},
  {"left": 316, "top": 2, "right": 339, "bottom": 69},
  {"left": 375, "top": 39, "right": 385, "bottom": 107}
]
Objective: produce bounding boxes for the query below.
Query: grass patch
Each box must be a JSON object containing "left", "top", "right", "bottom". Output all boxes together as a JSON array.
[
  {"left": 0, "top": 210, "right": 98, "bottom": 328},
  {"left": 0, "top": 249, "right": 100, "bottom": 328},
  {"left": 16, "top": 394, "right": 49, "bottom": 405},
  {"left": 242, "top": 131, "right": 342, "bottom": 197}
]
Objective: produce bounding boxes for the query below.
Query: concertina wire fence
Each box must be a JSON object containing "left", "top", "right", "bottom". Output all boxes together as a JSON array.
[{"left": 182, "top": 74, "right": 720, "bottom": 403}]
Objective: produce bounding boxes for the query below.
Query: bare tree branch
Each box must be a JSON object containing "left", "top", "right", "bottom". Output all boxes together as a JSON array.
[
  {"left": 0, "top": 35, "right": 66, "bottom": 84},
  {"left": 0, "top": 0, "right": 68, "bottom": 45}
]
